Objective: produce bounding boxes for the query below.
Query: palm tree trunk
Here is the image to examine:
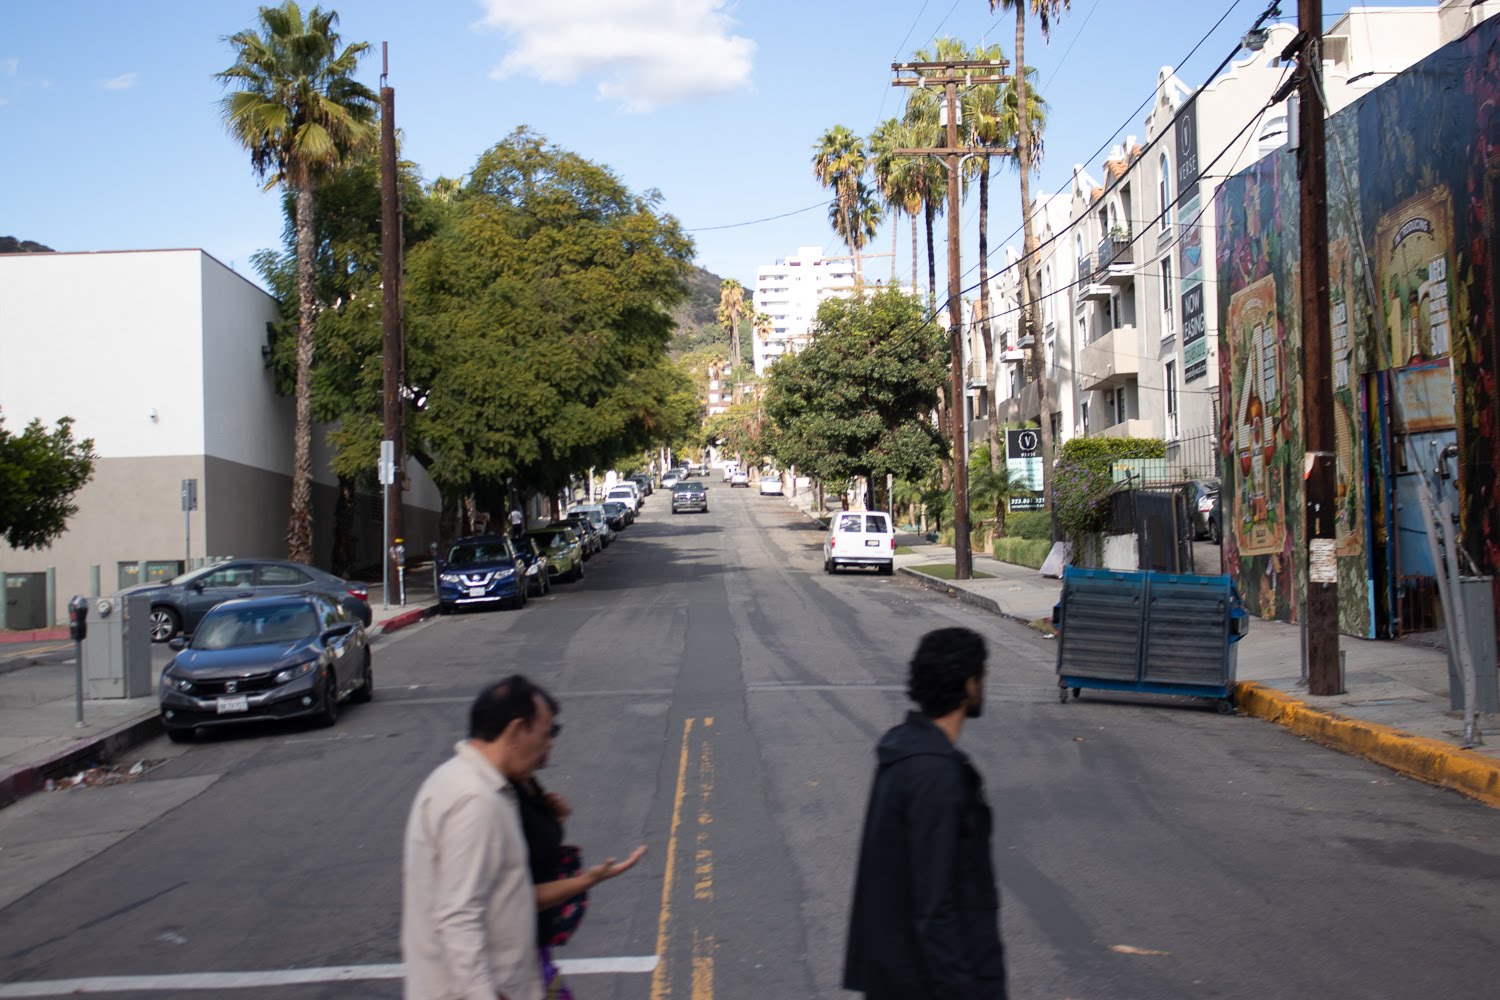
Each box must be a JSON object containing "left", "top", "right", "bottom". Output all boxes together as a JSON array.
[
  {"left": 1015, "top": 4, "right": 1054, "bottom": 506},
  {"left": 979, "top": 162, "right": 1002, "bottom": 472},
  {"left": 288, "top": 180, "right": 317, "bottom": 563},
  {"left": 924, "top": 199, "right": 938, "bottom": 312},
  {"left": 911, "top": 212, "right": 919, "bottom": 293},
  {"left": 890, "top": 220, "right": 897, "bottom": 284},
  {"left": 331, "top": 476, "right": 355, "bottom": 577}
]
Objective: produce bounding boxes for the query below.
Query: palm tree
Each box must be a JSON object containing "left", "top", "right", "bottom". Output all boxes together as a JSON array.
[
  {"left": 812, "top": 125, "right": 872, "bottom": 290},
  {"left": 992, "top": 0, "right": 1069, "bottom": 503},
  {"left": 964, "top": 46, "right": 1047, "bottom": 468},
  {"left": 869, "top": 118, "right": 925, "bottom": 292},
  {"left": 218, "top": 1, "right": 377, "bottom": 562},
  {"left": 718, "top": 278, "right": 746, "bottom": 388},
  {"left": 753, "top": 311, "right": 773, "bottom": 359},
  {"left": 903, "top": 42, "right": 966, "bottom": 312},
  {"left": 827, "top": 180, "right": 883, "bottom": 283}
]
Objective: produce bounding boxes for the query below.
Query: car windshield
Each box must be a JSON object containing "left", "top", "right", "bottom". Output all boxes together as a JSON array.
[
  {"left": 608, "top": 489, "right": 632, "bottom": 498},
  {"left": 675, "top": 481, "right": 704, "bottom": 492},
  {"left": 603, "top": 502, "right": 625, "bottom": 513},
  {"left": 447, "top": 542, "right": 510, "bottom": 564},
  {"left": 530, "top": 531, "right": 569, "bottom": 548},
  {"left": 192, "top": 604, "right": 318, "bottom": 649},
  {"left": 166, "top": 564, "right": 221, "bottom": 586}
]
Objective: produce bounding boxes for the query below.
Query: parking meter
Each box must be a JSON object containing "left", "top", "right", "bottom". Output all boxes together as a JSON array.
[
  {"left": 391, "top": 538, "right": 408, "bottom": 607},
  {"left": 68, "top": 595, "right": 88, "bottom": 641},
  {"left": 68, "top": 596, "right": 88, "bottom": 726}
]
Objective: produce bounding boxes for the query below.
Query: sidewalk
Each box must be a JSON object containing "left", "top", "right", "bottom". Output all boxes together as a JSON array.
[
  {"left": 783, "top": 491, "right": 1500, "bottom": 808},
  {"left": 0, "top": 576, "right": 439, "bottom": 809}
]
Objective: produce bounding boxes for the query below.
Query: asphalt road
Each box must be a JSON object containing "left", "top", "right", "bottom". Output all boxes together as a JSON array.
[{"left": 2, "top": 483, "right": 1499, "bottom": 1000}]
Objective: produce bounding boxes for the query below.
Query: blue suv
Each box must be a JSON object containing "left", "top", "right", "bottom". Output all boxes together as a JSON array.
[{"left": 437, "top": 536, "right": 528, "bottom": 614}]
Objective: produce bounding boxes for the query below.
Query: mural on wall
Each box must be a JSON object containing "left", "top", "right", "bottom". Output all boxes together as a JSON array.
[
  {"left": 1216, "top": 154, "right": 1303, "bottom": 624},
  {"left": 1216, "top": 13, "right": 1500, "bottom": 638}
]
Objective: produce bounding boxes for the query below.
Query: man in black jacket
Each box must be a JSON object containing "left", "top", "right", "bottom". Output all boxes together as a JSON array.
[{"left": 843, "top": 626, "right": 1005, "bottom": 1000}]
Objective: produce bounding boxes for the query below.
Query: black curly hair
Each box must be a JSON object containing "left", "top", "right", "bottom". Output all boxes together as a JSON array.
[{"left": 907, "top": 627, "right": 987, "bottom": 718}]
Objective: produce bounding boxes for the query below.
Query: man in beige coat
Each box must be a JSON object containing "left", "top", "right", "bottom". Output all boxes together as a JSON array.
[{"left": 403, "top": 676, "right": 556, "bottom": 1000}]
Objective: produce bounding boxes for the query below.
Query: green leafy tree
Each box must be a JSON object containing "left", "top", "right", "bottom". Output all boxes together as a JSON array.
[
  {"left": 217, "top": 1, "right": 378, "bottom": 562},
  {"left": 252, "top": 149, "right": 444, "bottom": 571},
  {"left": 763, "top": 289, "right": 947, "bottom": 509},
  {"left": 402, "top": 128, "right": 693, "bottom": 511},
  {"left": 0, "top": 412, "right": 97, "bottom": 550}
]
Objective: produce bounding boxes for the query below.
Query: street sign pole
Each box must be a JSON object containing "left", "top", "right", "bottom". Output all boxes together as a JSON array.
[
  {"left": 181, "top": 479, "right": 198, "bottom": 574},
  {"left": 380, "top": 440, "right": 395, "bottom": 610}
]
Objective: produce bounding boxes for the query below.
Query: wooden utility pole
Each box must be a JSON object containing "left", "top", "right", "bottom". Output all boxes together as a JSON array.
[
  {"left": 892, "top": 59, "right": 1010, "bottom": 581},
  {"left": 1293, "top": 2, "right": 1341, "bottom": 694},
  {"left": 380, "top": 43, "right": 405, "bottom": 581}
]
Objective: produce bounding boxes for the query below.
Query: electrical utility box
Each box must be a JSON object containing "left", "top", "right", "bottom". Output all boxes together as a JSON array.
[
  {"left": 1448, "top": 576, "right": 1499, "bottom": 714},
  {"left": 82, "top": 592, "right": 153, "bottom": 699}
]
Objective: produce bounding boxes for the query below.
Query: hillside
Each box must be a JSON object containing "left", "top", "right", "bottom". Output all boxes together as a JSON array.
[
  {"left": 0, "top": 236, "right": 55, "bottom": 253},
  {"left": 670, "top": 263, "right": 734, "bottom": 356}
]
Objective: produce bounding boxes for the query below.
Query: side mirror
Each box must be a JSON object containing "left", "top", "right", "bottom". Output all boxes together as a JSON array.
[
  {"left": 168, "top": 637, "right": 187, "bottom": 651},
  {"left": 191, "top": 581, "right": 205, "bottom": 593},
  {"left": 322, "top": 622, "right": 357, "bottom": 642}
]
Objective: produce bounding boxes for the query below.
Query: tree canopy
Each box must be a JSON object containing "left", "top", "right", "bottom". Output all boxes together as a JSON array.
[
  {"left": 763, "top": 289, "right": 947, "bottom": 494},
  {"left": 0, "top": 412, "right": 96, "bottom": 551}
]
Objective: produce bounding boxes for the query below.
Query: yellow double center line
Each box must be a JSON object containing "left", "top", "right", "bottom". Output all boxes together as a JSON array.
[{"left": 651, "top": 716, "right": 716, "bottom": 1000}]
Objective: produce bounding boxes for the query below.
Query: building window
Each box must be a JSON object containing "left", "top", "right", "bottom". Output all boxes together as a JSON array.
[
  {"left": 1045, "top": 335, "right": 1056, "bottom": 376},
  {"left": 1165, "top": 360, "right": 1179, "bottom": 439},
  {"left": 1160, "top": 255, "right": 1175, "bottom": 336},
  {"left": 1080, "top": 399, "right": 1090, "bottom": 433},
  {"left": 1158, "top": 152, "right": 1172, "bottom": 233}
]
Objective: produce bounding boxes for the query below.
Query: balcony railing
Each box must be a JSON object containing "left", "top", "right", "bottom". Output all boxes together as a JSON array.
[
  {"left": 965, "top": 358, "right": 988, "bottom": 388},
  {"left": 1097, "top": 233, "right": 1133, "bottom": 271}
]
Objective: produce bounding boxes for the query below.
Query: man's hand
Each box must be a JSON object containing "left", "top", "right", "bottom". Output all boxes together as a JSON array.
[{"left": 586, "top": 845, "right": 648, "bottom": 887}]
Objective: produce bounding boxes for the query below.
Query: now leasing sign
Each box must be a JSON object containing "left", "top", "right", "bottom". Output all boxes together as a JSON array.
[{"left": 1182, "top": 282, "right": 1208, "bottom": 382}]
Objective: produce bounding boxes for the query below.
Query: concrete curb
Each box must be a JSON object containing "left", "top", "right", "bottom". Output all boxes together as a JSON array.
[
  {"left": 0, "top": 628, "right": 69, "bottom": 645},
  {"left": 372, "top": 603, "right": 438, "bottom": 638},
  {"left": 0, "top": 711, "right": 163, "bottom": 810},
  {"left": 1233, "top": 681, "right": 1500, "bottom": 809},
  {"left": 897, "top": 567, "right": 1032, "bottom": 626}
]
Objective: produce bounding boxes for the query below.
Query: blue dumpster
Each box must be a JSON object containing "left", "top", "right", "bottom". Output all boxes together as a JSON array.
[{"left": 1053, "top": 566, "right": 1249, "bottom": 712}]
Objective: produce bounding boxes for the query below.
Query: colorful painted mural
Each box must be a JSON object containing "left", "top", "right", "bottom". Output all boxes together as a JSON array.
[{"left": 1215, "top": 14, "right": 1500, "bottom": 639}]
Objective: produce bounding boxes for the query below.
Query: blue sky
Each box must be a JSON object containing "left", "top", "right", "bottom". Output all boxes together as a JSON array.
[{"left": 0, "top": 1, "right": 1435, "bottom": 293}]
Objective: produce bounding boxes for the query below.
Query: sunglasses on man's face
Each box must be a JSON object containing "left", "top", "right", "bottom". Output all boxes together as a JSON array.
[{"left": 547, "top": 722, "right": 562, "bottom": 739}]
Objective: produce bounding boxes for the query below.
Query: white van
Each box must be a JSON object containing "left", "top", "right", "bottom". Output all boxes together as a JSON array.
[
  {"left": 605, "top": 483, "right": 640, "bottom": 513},
  {"left": 823, "top": 510, "right": 895, "bottom": 575}
]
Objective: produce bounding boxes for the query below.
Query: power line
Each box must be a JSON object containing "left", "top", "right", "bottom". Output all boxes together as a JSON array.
[{"left": 686, "top": 199, "right": 834, "bottom": 233}]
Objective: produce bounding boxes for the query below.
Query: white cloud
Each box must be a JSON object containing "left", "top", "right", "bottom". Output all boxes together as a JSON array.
[
  {"left": 1, "top": 58, "right": 18, "bottom": 78},
  {"left": 102, "top": 72, "right": 137, "bottom": 91},
  {"left": 477, "top": 0, "right": 754, "bottom": 113}
]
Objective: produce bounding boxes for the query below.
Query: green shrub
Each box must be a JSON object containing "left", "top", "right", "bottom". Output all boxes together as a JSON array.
[
  {"left": 993, "top": 537, "right": 1052, "bottom": 569},
  {"left": 1052, "top": 436, "right": 1165, "bottom": 538},
  {"left": 1003, "top": 509, "right": 1051, "bottom": 540}
]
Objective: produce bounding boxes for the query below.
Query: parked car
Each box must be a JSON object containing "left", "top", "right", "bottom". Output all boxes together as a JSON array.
[
  {"left": 722, "top": 462, "right": 739, "bottom": 483},
  {"left": 630, "top": 474, "right": 653, "bottom": 497},
  {"left": 823, "top": 510, "right": 896, "bottom": 575},
  {"left": 731, "top": 470, "right": 750, "bottom": 488},
  {"left": 759, "top": 473, "right": 784, "bottom": 496},
  {"left": 605, "top": 484, "right": 640, "bottom": 515},
  {"left": 1186, "top": 480, "right": 1221, "bottom": 543},
  {"left": 158, "top": 592, "right": 371, "bottom": 741},
  {"left": 526, "top": 525, "right": 584, "bottom": 582},
  {"left": 566, "top": 514, "right": 603, "bottom": 557},
  {"left": 1206, "top": 493, "right": 1223, "bottom": 546},
  {"left": 124, "top": 558, "right": 372, "bottom": 643},
  {"left": 513, "top": 536, "right": 552, "bottom": 597},
  {"left": 568, "top": 504, "right": 616, "bottom": 546},
  {"left": 661, "top": 470, "right": 682, "bottom": 490},
  {"left": 672, "top": 480, "right": 709, "bottom": 514},
  {"left": 437, "top": 535, "right": 529, "bottom": 613},
  {"left": 600, "top": 501, "right": 631, "bottom": 531}
]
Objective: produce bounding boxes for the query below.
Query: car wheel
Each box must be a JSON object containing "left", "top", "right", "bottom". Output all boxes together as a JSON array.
[
  {"left": 880, "top": 562, "right": 894, "bottom": 576},
  {"left": 149, "top": 607, "right": 181, "bottom": 643},
  {"left": 573, "top": 560, "right": 585, "bottom": 582},
  {"left": 351, "top": 650, "right": 374, "bottom": 704},
  {"left": 316, "top": 671, "right": 339, "bottom": 727},
  {"left": 166, "top": 727, "right": 195, "bottom": 744},
  {"left": 824, "top": 558, "right": 833, "bottom": 574},
  {"left": 438, "top": 603, "right": 454, "bottom": 616},
  {"left": 1208, "top": 518, "right": 1222, "bottom": 546}
]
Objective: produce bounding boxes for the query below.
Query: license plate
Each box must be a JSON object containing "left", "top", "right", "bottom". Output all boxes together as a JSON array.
[
  {"left": 217, "top": 695, "right": 249, "bottom": 714},
  {"left": 468, "top": 586, "right": 487, "bottom": 597},
  {"left": 865, "top": 539, "right": 881, "bottom": 547}
]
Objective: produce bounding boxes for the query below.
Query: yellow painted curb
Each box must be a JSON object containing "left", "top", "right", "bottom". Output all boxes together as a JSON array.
[{"left": 1233, "top": 681, "right": 1500, "bottom": 809}]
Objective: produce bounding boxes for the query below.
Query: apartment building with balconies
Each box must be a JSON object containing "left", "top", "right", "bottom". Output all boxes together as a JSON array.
[
  {"left": 750, "top": 246, "right": 856, "bottom": 375},
  {"left": 984, "top": 5, "right": 1484, "bottom": 481}
]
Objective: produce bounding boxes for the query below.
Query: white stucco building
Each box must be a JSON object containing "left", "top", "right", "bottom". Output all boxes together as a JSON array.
[
  {"left": 751, "top": 246, "right": 856, "bottom": 375},
  {"left": 0, "top": 249, "right": 440, "bottom": 622},
  {"left": 982, "top": 3, "right": 1494, "bottom": 477}
]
